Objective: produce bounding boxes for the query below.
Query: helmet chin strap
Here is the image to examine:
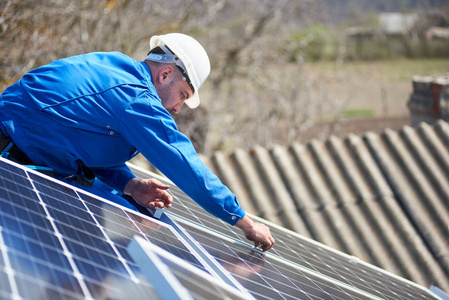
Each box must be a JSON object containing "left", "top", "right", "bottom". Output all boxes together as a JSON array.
[
  {"left": 145, "top": 52, "right": 179, "bottom": 65},
  {"left": 146, "top": 45, "right": 180, "bottom": 66}
]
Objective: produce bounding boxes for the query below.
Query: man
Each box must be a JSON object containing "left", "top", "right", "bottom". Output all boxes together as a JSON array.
[{"left": 0, "top": 33, "right": 275, "bottom": 251}]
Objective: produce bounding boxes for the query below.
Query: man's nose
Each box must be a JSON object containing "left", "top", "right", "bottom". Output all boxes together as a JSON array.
[{"left": 173, "top": 101, "right": 184, "bottom": 114}]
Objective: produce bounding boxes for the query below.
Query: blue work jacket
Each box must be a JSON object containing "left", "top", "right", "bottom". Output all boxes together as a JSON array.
[{"left": 0, "top": 52, "right": 245, "bottom": 225}]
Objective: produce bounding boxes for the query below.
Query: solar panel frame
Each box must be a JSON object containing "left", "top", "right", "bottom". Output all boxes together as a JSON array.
[
  {"left": 128, "top": 236, "right": 193, "bottom": 300},
  {"left": 128, "top": 235, "right": 253, "bottom": 300}
]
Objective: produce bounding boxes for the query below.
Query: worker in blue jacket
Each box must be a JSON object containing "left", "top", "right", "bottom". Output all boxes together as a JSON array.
[{"left": 0, "top": 33, "right": 275, "bottom": 251}]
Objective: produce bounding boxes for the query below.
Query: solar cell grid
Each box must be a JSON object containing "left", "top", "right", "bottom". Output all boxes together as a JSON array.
[
  {"left": 175, "top": 218, "right": 375, "bottom": 300},
  {"left": 0, "top": 163, "right": 156, "bottom": 298},
  {"left": 0, "top": 212, "right": 86, "bottom": 298},
  {"left": 131, "top": 172, "right": 244, "bottom": 239},
  {"left": 98, "top": 200, "right": 208, "bottom": 272},
  {"left": 0, "top": 159, "right": 218, "bottom": 299},
  {"left": 0, "top": 157, "right": 443, "bottom": 299},
  {"left": 129, "top": 164, "right": 441, "bottom": 300},
  {"left": 266, "top": 225, "right": 439, "bottom": 300},
  {"left": 167, "top": 202, "right": 440, "bottom": 299},
  {"left": 30, "top": 168, "right": 209, "bottom": 274}
]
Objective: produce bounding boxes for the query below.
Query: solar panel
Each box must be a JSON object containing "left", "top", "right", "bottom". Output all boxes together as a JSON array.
[
  {"left": 0, "top": 157, "right": 443, "bottom": 299},
  {"left": 129, "top": 163, "right": 443, "bottom": 300},
  {"left": 172, "top": 218, "right": 378, "bottom": 300},
  {"left": 0, "top": 158, "right": 220, "bottom": 299},
  {"left": 130, "top": 165, "right": 241, "bottom": 235}
]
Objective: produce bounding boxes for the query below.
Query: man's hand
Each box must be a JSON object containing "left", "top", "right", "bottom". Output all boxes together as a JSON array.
[
  {"left": 235, "top": 215, "right": 275, "bottom": 251},
  {"left": 124, "top": 178, "right": 173, "bottom": 210}
]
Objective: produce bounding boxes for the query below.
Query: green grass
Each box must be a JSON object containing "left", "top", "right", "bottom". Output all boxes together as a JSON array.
[
  {"left": 340, "top": 109, "right": 376, "bottom": 119},
  {"left": 305, "top": 58, "right": 449, "bottom": 82}
]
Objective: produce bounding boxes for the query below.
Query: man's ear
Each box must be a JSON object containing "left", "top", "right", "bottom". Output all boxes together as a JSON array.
[{"left": 157, "top": 65, "right": 174, "bottom": 84}]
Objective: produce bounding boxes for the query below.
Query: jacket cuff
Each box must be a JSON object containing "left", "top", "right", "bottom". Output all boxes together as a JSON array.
[{"left": 227, "top": 206, "right": 246, "bottom": 226}]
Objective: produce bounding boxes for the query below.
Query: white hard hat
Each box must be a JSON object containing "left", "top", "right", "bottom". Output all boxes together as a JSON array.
[{"left": 149, "top": 33, "right": 211, "bottom": 108}]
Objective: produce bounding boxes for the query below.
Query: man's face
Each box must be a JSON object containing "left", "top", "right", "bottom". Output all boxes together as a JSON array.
[{"left": 156, "top": 66, "right": 193, "bottom": 114}]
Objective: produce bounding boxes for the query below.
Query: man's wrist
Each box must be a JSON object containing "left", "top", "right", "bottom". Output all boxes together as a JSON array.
[
  {"left": 123, "top": 177, "right": 140, "bottom": 196},
  {"left": 235, "top": 215, "right": 254, "bottom": 231}
]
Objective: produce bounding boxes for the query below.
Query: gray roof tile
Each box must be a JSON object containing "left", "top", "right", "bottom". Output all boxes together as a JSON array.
[{"left": 207, "top": 120, "right": 449, "bottom": 291}]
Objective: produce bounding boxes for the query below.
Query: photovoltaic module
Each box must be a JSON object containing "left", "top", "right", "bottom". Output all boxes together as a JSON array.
[{"left": 0, "top": 158, "right": 444, "bottom": 299}]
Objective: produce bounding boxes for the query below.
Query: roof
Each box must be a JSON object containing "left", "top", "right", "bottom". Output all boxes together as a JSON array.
[
  {"left": 199, "top": 119, "right": 449, "bottom": 292},
  {"left": 379, "top": 13, "right": 419, "bottom": 34}
]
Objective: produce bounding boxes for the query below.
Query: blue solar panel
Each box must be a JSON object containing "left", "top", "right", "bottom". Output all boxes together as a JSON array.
[
  {"left": 0, "top": 158, "right": 213, "bottom": 299},
  {"left": 130, "top": 164, "right": 444, "bottom": 300},
  {"left": 0, "top": 157, "right": 444, "bottom": 299},
  {"left": 170, "top": 217, "right": 377, "bottom": 300}
]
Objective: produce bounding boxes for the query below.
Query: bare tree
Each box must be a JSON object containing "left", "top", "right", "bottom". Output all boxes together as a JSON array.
[{"left": 1, "top": 0, "right": 339, "bottom": 157}]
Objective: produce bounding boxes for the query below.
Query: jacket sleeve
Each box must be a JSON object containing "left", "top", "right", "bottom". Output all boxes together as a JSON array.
[
  {"left": 93, "top": 164, "right": 136, "bottom": 193},
  {"left": 118, "top": 94, "right": 245, "bottom": 225}
]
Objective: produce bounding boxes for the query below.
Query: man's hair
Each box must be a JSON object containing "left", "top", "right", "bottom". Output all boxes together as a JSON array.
[
  {"left": 146, "top": 46, "right": 185, "bottom": 84},
  {"left": 147, "top": 46, "right": 165, "bottom": 55}
]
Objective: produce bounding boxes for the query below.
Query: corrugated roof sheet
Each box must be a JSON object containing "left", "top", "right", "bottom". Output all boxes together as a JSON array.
[
  {"left": 203, "top": 120, "right": 449, "bottom": 292},
  {"left": 133, "top": 120, "right": 449, "bottom": 292}
]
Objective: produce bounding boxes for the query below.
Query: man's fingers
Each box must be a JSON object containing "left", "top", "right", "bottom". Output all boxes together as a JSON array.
[
  {"left": 148, "top": 195, "right": 173, "bottom": 209},
  {"left": 150, "top": 179, "right": 170, "bottom": 190},
  {"left": 266, "top": 236, "right": 276, "bottom": 251},
  {"left": 262, "top": 240, "right": 274, "bottom": 251},
  {"left": 161, "top": 196, "right": 172, "bottom": 208},
  {"left": 131, "top": 178, "right": 175, "bottom": 210},
  {"left": 148, "top": 200, "right": 166, "bottom": 210},
  {"left": 235, "top": 216, "right": 275, "bottom": 252},
  {"left": 254, "top": 238, "right": 275, "bottom": 252},
  {"left": 158, "top": 191, "right": 173, "bottom": 207},
  {"left": 251, "top": 227, "right": 275, "bottom": 251}
]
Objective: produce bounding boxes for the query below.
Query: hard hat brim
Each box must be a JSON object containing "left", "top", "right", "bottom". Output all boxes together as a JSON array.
[{"left": 185, "top": 93, "right": 200, "bottom": 109}]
